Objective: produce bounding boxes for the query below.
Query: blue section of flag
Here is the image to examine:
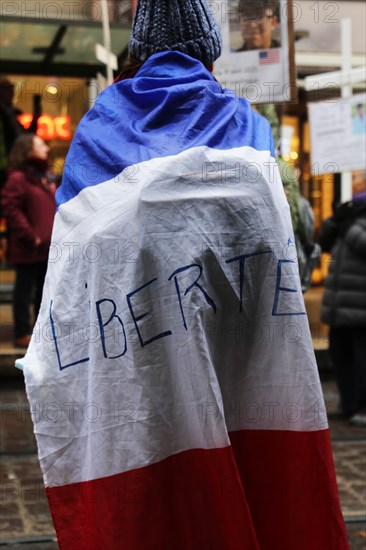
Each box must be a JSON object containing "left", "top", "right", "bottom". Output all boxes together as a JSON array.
[{"left": 57, "top": 51, "right": 275, "bottom": 207}]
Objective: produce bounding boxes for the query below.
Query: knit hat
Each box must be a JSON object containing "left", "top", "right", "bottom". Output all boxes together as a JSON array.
[{"left": 129, "top": 0, "right": 222, "bottom": 67}]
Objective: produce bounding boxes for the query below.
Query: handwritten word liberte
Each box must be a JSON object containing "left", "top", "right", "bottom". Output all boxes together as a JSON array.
[{"left": 50, "top": 251, "right": 305, "bottom": 371}]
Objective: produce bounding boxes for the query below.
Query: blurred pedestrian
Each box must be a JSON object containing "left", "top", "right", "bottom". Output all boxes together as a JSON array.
[
  {"left": 0, "top": 79, "right": 41, "bottom": 177},
  {"left": 256, "top": 103, "right": 320, "bottom": 292},
  {"left": 319, "top": 196, "right": 366, "bottom": 427},
  {"left": 0, "top": 78, "right": 24, "bottom": 187},
  {"left": 0, "top": 78, "right": 42, "bottom": 262},
  {"left": 1, "top": 134, "right": 56, "bottom": 348}
]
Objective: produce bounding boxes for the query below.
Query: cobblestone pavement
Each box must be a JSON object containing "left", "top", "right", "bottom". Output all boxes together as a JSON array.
[
  {"left": 1, "top": 373, "right": 365, "bottom": 549},
  {"left": 321, "top": 374, "right": 366, "bottom": 550}
]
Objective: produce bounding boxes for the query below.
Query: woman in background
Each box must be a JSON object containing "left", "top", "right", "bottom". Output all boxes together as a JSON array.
[{"left": 1, "top": 134, "right": 56, "bottom": 348}]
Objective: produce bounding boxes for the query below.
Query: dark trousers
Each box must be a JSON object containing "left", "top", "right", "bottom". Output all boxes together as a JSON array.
[
  {"left": 13, "top": 262, "right": 48, "bottom": 338},
  {"left": 329, "top": 326, "right": 366, "bottom": 416}
]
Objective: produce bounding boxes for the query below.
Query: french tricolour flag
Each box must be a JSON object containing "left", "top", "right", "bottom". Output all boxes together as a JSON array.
[{"left": 22, "top": 52, "right": 348, "bottom": 549}]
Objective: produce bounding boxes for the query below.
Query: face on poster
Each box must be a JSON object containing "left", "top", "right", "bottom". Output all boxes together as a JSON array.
[
  {"left": 212, "top": 0, "right": 296, "bottom": 104},
  {"left": 352, "top": 170, "right": 366, "bottom": 196}
]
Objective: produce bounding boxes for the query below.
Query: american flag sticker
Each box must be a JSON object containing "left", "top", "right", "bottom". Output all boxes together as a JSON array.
[{"left": 259, "top": 49, "right": 281, "bottom": 64}]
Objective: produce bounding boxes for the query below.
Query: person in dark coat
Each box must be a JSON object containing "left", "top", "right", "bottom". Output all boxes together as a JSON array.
[
  {"left": 1, "top": 134, "right": 56, "bottom": 348},
  {"left": 319, "top": 196, "right": 366, "bottom": 427},
  {"left": 0, "top": 79, "right": 41, "bottom": 189}
]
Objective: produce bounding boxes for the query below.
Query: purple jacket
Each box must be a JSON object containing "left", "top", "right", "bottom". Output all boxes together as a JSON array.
[{"left": 1, "top": 168, "right": 56, "bottom": 264}]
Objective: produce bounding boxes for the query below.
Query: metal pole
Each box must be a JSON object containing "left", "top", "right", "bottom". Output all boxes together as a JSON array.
[
  {"left": 340, "top": 18, "right": 353, "bottom": 203},
  {"left": 100, "top": 0, "right": 114, "bottom": 85},
  {"left": 341, "top": 18, "right": 352, "bottom": 99}
]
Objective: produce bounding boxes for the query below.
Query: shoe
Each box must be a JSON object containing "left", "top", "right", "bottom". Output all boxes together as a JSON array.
[
  {"left": 327, "top": 410, "right": 348, "bottom": 421},
  {"left": 349, "top": 413, "right": 366, "bottom": 428},
  {"left": 14, "top": 335, "right": 31, "bottom": 349},
  {"left": 327, "top": 406, "right": 350, "bottom": 421}
]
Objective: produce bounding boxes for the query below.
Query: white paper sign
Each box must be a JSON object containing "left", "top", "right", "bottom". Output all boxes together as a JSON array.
[
  {"left": 308, "top": 93, "right": 366, "bottom": 175},
  {"left": 212, "top": 0, "right": 294, "bottom": 103}
]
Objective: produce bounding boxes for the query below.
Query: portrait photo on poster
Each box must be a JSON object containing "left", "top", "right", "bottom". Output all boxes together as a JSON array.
[
  {"left": 352, "top": 102, "right": 366, "bottom": 135},
  {"left": 230, "top": 0, "right": 281, "bottom": 52},
  {"left": 213, "top": 0, "right": 296, "bottom": 104}
]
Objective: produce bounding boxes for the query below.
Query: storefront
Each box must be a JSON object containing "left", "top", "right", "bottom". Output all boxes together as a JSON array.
[
  {"left": 4, "top": 75, "right": 91, "bottom": 182},
  {"left": 1, "top": 0, "right": 133, "bottom": 175}
]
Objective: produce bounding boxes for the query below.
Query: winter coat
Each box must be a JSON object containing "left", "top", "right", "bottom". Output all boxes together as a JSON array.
[
  {"left": 1, "top": 167, "right": 56, "bottom": 264},
  {"left": 319, "top": 204, "right": 366, "bottom": 327}
]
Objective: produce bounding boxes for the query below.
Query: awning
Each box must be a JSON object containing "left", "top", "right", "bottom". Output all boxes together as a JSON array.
[{"left": 0, "top": 12, "right": 131, "bottom": 78}]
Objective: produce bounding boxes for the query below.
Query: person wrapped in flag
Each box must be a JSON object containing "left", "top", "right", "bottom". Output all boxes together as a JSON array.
[{"left": 21, "top": 0, "right": 349, "bottom": 548}]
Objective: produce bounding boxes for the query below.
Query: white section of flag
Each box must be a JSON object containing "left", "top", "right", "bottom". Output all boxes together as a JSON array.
[{"left": 23, "top": 145, "right": 326, "bottom": 488}]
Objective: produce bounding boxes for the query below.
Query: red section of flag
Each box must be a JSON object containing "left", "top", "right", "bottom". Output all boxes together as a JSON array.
[
  {"left": 46, "top": 430, "right": 349, "bottom": 550},
  {"left": 259, "top": 49, "right": 280, "bottom": 64},
  {"left": 47, "top": 446, "right": 260, "bottom": 550},
  {"left": 230, "top": 429, "right": 349, "bottom": 550}
]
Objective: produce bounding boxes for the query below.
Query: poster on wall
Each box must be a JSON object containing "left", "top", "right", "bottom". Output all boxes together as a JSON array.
[
  {"left": 212, "top": 0, "right": 296, "bottom": 104},
  {"left": 308, "top": 93, "right": 366, "bottom": 175}
]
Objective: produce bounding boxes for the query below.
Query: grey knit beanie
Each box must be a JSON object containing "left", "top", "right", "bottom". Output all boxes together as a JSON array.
[{"left": 129, "top": 0, "right": 222, "bottom": 67}]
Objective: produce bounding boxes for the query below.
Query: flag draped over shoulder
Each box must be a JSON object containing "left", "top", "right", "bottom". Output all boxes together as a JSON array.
[{"left": 23, "top": 52, "right": 348, "bottom": 550}]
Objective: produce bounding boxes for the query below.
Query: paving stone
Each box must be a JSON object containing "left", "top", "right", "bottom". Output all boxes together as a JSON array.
[
  {"left": 0, "top": 500, "right": 19, "bottom": 517},
  {"left": 345, "top": 523, "right": 366, "bottom": 550},
  {"left": 0, "top": 517, "right": 25, "bottom": 535}
]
